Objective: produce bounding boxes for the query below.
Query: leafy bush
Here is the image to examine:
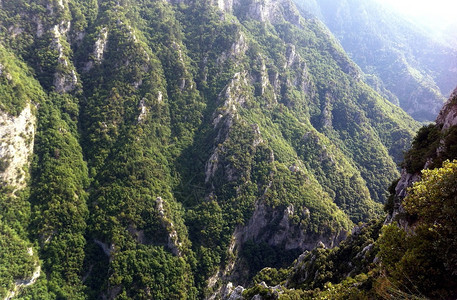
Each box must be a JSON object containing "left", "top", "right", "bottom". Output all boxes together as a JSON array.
[{"left": 379, "top": 160, "right": 457, "bottom": 298}]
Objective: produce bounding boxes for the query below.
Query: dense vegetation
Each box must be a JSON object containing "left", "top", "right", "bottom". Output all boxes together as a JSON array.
[
  {"left": 243, "top": 220, "right": 384, "bottom": 299},
  {"left": 379, "top": 160, "right": 457, "bottom": 298},
  {"left": 243, "top": 162, "right": 457, "bottom": 299},
  {"left": 243, "top": 108, "right": 457, "bottom": 299},
  {"left": 0, "top": 0, "right": 423, "bottom": 298}
]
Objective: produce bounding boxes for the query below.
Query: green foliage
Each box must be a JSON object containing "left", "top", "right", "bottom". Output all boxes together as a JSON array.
[
  {"left": 138, "top": 1, "right": 206, "bottom": 149},
  {"left": 264, "top": 163, "right": 351, "bottom": 235},
  {"left": 178, "top": 1, "right": 241, "bottom": 98},
  {"left": 242, "top": 283, "right": 278, "bottom": 300},
  {"left": 260, "top": 107, "right": 382, "bottom": 222},
  {"left": 0, "top": 220, "right": 37, "bottom": 298},
  {"left": 0, "top": 186, "right": 31, "bottom": 239},
  {"left": 244, "top": 272, "right": 380, "bottom": 299},
  {"left": 310, "top": 273, "right": 377, "bottom": 300},
  {"left": 186, "top": 201, "right": 224, "bottom": 250},
  {"left": 403, "top": 124, "right": 441, "bottom": 173},
  {"left": 403, "top": 123, "right": 457, "bottom": 174},
  {"left": 108, "top": 246, "right": 196, "bottom": 299},
  {"left": 29, "top": 96, "right": 89, "bottom": 297},
  {"left": 383, "top": 178, "right": 399, "bottom": 214},
  {"left": 379, "top": 160, "right": 457, "bottom": 298},
  {"left": 438, "top": 126, "right": 457, "bottom": 162},
  {"left": 76, "top": 5, "right": 198, "bottom": 297},
  {"left": 252, "top": 267, "right": 290, "bottom": 287},
  {"left": 29, "top": 34, "right": 61, "bottom": 91},
  {"left": 239, "top": 16, "right": 417, "bottom": 209},
  {"left": 69, "top": 0, "right": 98, "bottom": 31},
  {"left": 286, "top": 219, "right": 383, "bottom": 291},
  {"left": 0, "top": 46, "right": 44, "bottom": 115}
]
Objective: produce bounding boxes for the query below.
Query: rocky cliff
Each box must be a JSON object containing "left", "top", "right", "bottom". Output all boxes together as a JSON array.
[{"left": 0, "top": 47, "right": 41, "bottom": 298}]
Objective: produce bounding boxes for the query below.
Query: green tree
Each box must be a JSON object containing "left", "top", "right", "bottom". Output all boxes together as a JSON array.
[{"left": 379, "top": 160, "right": 457, "bottom": 298}]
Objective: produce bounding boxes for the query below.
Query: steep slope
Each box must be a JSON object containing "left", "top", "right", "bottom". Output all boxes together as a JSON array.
[
  {"left": 295, "top": 0, "right": 457, "bottom": 122},
  {"left": 241, "top": 88, "right": 457, "bottom": 300},
  {"left": 0, "top": 46, "right": 41, "bottom": 300},
  {"left": 0, "top": 0, "right": 419, "bottom": 298},
  {"left": 387, "top": 87, "right": 457, "bottom": 224}
]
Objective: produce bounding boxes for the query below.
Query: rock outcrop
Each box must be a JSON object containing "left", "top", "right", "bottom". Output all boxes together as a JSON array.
[
  {"left": 388, "top": 87, "right": 457, "bottom": 223},
  {"left": 0, "top": 104, "right": 36, "bottom": 190},
  {"left": 235, "top": 202, "right": 345, "bottom": 252},
  {"left": 156, "top": 197, "right": 183, "bottom": 256},
  {"left": 436, "top": 87, "right": 457, "bottom": 130},
  {"left": 83, "top": 27, "right": 109, "bottom": 72}
]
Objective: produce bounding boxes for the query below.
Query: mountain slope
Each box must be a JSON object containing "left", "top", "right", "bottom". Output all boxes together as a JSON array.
[
  {"left": 295, "top": 0, "right": 457, "bottom": 122},
  {"left": 0, "top": 0, "right": 420, "bottom": 298},
  {"left": 242, "top": 88, "right": 457, "bottom": 300}
]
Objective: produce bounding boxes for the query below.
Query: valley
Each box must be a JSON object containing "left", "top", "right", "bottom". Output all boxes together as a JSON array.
[{"left": 0, "top": 0, "right": 455, "bottom": 299}]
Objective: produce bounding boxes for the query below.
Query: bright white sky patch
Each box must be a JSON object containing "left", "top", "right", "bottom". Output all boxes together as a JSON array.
[{"left": 378, "top": 0, "right": 457, "bottom": 29}]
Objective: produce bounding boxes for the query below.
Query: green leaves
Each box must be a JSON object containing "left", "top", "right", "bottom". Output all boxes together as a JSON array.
[
  {"left": 378, "top": 160, "right": 457, "bottom": 298},
  {"left": 29, "top": 98, "right": 89, "bottom": 297},
  {"left": 0, "top": 221, "right": 37, "bottom": 298},
  {"left": 0, "top": 47, "right": 44, "bottom": 116},
  {"left": 108, "top": 247, "right": 196, "bottom": 299}
]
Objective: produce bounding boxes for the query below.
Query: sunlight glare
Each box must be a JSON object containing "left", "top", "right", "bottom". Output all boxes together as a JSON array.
[{"left": 379, "top": 0, "right": 457, "bottom": 28}]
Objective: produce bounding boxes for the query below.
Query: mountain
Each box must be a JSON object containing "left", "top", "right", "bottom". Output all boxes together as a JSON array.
[
  {"left": 0, "top": 0, "right": 420, "bottom": 298},
  {"left": 294, "top": 0, "right": 457, "bottom": 122},
  {"left": 240, "top": 88, "right": 457, "bottom": 299}
]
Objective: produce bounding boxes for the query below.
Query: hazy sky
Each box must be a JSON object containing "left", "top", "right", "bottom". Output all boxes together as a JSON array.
[{"left": 379, "top": 0, "right": 457, "bottom": 29}]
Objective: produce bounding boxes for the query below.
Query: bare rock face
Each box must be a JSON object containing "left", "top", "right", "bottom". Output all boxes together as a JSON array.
[
  {"left": 49, "top": 13, "right": 79, "bottom": 93},
  {"left": 216, "top": 0, "right": 238, "bottom": 13},
  {"left": 234, "top": 202, "right": 345, "bottom": 252},
  {"left": 0, "top": 102, "right": 41, "bottom": 300},
  {"left": 237, "top": 0, "right": 300, "bottom": 25},
  {"left": 206, "top": 71, "right": 250, "bottom": 184},
  {"left": 94, "top": 239, "right": 115, "bottom": 258},
  {"left": 394, "top": 169, "right": 420, "bottom": 200},
  {"left": 137, "top": 97, "right": 150, "bottom": 123},
  {"left": 204, "top": 61, "right": 348, "bottom": 295},
  {"left": 218, "top": 33, "right": 248, "bottom": 66},
  {"left": 436, "top": 87, "right": 457, "bottom": 130},
  {"left": 83, "top": 27, "right": 109, "bottom": 72},
  {"left": 403, "top": 88, "right": 444, "bottom": 122},
  {"left": 156, "top": 197, "right": 183, "bottom": 256},
  {"left": 0, "top": 104, "right": 36, "bottom": 190},
  {"left": 165, "top": 0, "right": 301, "bottom": 25},
  {"left": 208, "top": 200, "right": 346, "bottom": 298}
]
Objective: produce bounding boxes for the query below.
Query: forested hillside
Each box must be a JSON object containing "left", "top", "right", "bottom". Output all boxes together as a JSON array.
[
  {"left": 0, "top": 0, "right": 420, "bottom": 298},
  {"left": 241, "top": 89, "right": 457, "bottom": 299},
  {"left": 295, "top": 0, "right": 457, "bottom": 121}
]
